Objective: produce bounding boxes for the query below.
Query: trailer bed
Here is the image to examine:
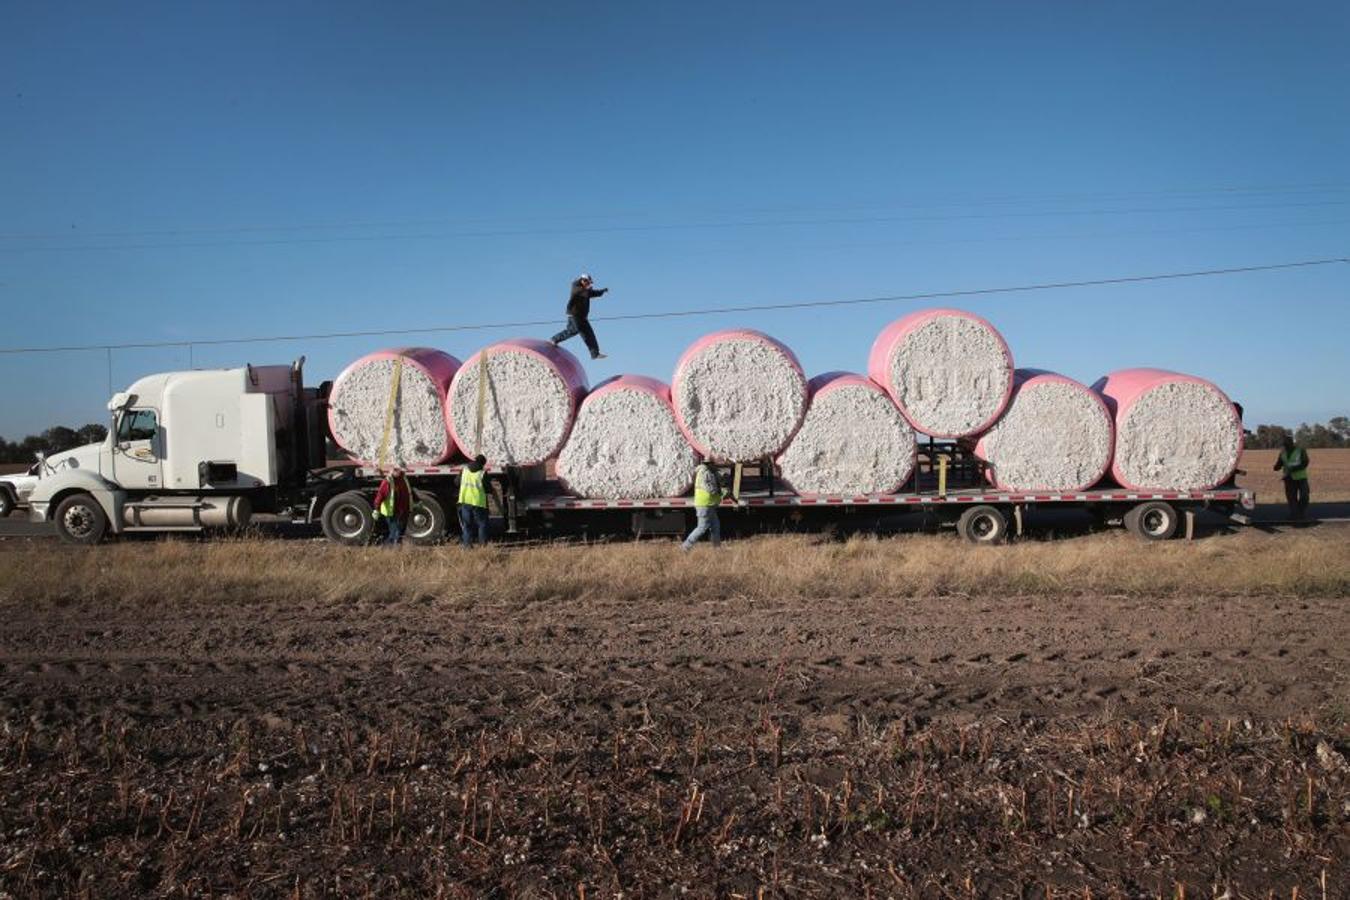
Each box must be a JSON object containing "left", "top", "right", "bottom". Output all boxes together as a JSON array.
[{"left": 522, "top": 487, "right": 1255, "bottom": 510}]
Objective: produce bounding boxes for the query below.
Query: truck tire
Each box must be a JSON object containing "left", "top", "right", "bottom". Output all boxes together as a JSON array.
[
  {"left": 321, "top": 491, "right": 375, "bottom": 546},
  {"left": 0, "top": 488, "right": 13, "bottom": 518},
  {"left": 957, "top": 504, "right": 1009, "bottom": 545},
  {"left": 406, "top": 492, "right": 447, "bottom": 545},
  {"left": 54, "top": 493, "right": 108, "bottom": 545},
  {"left": 1124, "top": 501, "right": 1178, "bottom": 541}
]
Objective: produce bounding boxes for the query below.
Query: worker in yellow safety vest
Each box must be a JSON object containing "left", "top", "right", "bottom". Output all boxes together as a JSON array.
[
  {"left": 682, "top": 456, "right": 724, "bottom": 550},
  {"left": 458, "top": 454, "right": 490, "bottom": 547},
  {"left": 372, "top": 467, "right": 412, "bottom": 545},
  {"left": 1273, "top": 435, "right": 1311, "bottom": 520}
]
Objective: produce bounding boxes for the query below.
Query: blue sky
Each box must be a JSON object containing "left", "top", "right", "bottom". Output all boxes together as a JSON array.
[{"left": 2, "top": 1, "right": 1347, "bottom": 438}]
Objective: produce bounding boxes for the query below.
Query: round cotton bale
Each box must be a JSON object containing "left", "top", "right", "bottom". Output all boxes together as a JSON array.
[
  {"left": 446, "top": 338, "right": 589, "bottom": 467},
  {"left": 867, "top": 308, "right": 1014, "bottom": 438},
  {"left": 776, "top": 372, "right": 917, "bottom": 496},
  {"left": 1092, "top": 368, "right": 1243, "bottom": 491},
  {"left": 671, "top": 329, "right": 808, "bottom": 462},
  {"left": 556, "top": 375, "right": 698, "bottom": 499},
  {"left": 327, "top": 347, "right": 461, "bottom": 466},
  {"left": 972, "top": 369, "right": 1114, "bottom": 492}
]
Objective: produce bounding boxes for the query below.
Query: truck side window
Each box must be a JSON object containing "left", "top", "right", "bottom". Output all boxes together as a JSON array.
[{"left": 118, "top": 409, "right": 158, "bottom": 443}]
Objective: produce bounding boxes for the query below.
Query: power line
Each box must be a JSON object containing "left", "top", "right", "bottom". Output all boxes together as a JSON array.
[
  {"left": 3, "top": 180, "right": 1347, "bottom": 242},
  {"left": 1, "top": 256, "right": 1344, "bottom": 356},
  {"left": 2, "top": 199, "right": 1348, "bottom": 254}
]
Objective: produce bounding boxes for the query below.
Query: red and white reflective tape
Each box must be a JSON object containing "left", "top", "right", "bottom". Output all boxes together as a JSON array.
[{"left": 525, "top": 489, "right": 1253, "bottom": 511}]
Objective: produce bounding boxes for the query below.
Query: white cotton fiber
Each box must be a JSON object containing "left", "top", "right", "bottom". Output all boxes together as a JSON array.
[
  {"left": 671, "top": 329, "right": 808, "bottom": 463},
  {"left": 868, "top": 309, "right": 1014, "bottom": 438},
  {"left": 556, "top": 376, "right": 697, "bottom": 499},
  {"left": 973, "top": 370, "right": 1113, "bottom": 492},
  {"left": 776, "top": 373, "right": 917, "bottom": 495},
  {"left": 446, "top": 338, "right": 589, "bottom": 467},
  {"left": 328, "top": 348, "right": 460, "bottom": 466}
]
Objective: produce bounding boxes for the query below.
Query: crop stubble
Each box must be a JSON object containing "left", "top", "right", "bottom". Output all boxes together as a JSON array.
[{"left": 0, "top": 533, "right": 1346, "bottom": 897}]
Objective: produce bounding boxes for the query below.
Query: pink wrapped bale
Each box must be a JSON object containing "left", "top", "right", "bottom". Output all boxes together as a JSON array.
[
  {"left": 973, "top": 369, "right": 1114, "bottom": 492},
  {"left": 556, "top": 375, "right": 698, "bottom": 499},
  {"left": 446, "top": 338, "right": 589, "bottom": 467},
  {"left": 776, "top": 372, "right": 917, "bottom": 496},
  {"left": 868, "top": 308, "right": 1014, "bottom": 438},
  {"left": 327, "top": 347, "right": 461, "bottom": 466},
  {"left": 1093, "top": 368, "right": 1243, "bottom": 490},
  {"left": 671, "top": 329, "right": 808, "bottom": 462}
]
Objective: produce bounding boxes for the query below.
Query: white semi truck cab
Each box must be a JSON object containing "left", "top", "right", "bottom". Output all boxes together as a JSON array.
[{"left": 29, "top": 360, "right": 323, "bottom": 544}]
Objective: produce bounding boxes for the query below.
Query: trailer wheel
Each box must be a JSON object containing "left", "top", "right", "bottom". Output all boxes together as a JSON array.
[
  {"left": 0, "top": 488, "right": 14, "bottom": 518},
  {"left": 54, "top": 493, "right": 108, "bottom": 545},
  {"left": 1124, "top": 501, "right": 1178, "bottom": 541},
  {"left": 321, "top": 491, "right": 375, "bottom": 545},
  {"left": 407, "top": 492, "right": 447, "bottom": 545},
  {"left": 957, "top": 505, "right": 1009, "bottom": 545}
]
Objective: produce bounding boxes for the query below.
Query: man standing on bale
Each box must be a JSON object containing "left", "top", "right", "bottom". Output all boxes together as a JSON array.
[
  {"left": 551, "top": 273, "right": 610, "bottom": 360},
  {"left": 372, "top": 467, "right": 412, "bottom": 546},
  {"left": 682, "top": 457, "right": 724, "bottom": 550},
  {"left": 458, "top": 454, "right": 491, "bottom": 547},
  {"left": 1273, "top": 435, "right": 1311, "bottom": 520}
]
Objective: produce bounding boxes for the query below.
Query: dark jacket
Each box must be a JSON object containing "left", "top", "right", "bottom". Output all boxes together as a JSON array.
[{"left": 566, "top": 280, "right": 607, "bottom": 318}]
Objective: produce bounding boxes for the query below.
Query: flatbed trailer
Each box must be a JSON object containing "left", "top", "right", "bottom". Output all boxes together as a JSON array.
[{"left": 320, "top": 459, "right": 1254, "bottom": 545}]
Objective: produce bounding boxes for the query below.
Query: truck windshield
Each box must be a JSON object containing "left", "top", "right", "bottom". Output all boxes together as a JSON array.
[{"left": 117, "top": 409, "right": 158, "bottom": 442}]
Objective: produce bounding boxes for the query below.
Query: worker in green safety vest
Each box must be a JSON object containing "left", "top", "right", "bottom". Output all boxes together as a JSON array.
[
  {"left": 372, "top": 467, "right": 412, "bottom": 545},
  {"left": 1273, "top": 435, "right": 1311, "bottom": 520},
  {"left": 682, "top": 456, "right": 724, "bottom": 550},
  {"left": 458, "top": 454, "right": 490, "bottom": 547}
]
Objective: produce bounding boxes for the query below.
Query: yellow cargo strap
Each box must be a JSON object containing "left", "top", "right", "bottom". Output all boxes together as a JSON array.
[
  {"left": 474, "top": 349, "right": 490, "bottom": 455},
  {"left": 732, "top": 463, "right": 743, "bottom": 501},
  {"left": 937, "top": 453, "right": 948, "bottom": 497},
  {"left": 376, "top": 356, "right": 404, "bottom": 469}
]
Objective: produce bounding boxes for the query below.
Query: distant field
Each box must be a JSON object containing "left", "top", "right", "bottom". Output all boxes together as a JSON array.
[
  {"left": 0, "top": 463, "right": 27, "bottom": 476},
  {"left": 1239, "top": 447, "right": 1350, "bottom": 503}
]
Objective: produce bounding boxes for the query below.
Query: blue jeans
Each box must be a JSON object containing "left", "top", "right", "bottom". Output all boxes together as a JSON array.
[
  {"left": 459, "top": 504, "right": 489, "bottom": 547},
  {"left": 384, "top": 517, "right": 404, "bottom": 546},
  {"left": 552, "top": 315, "right": 600, "bottom": 358},
  {"left": 682, "top": 507, "right": 721, "bottom": 549}
]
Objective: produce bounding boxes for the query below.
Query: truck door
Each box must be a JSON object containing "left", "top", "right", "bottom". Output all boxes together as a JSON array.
[{"left": 112, "top": 408, "right": 164, "bottom": 490}]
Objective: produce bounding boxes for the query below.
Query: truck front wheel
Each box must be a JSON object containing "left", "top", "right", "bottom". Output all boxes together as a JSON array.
[
  {"left": 54, "top": 494, "right": 108, "bottom": 545},
  {"left": 0, "top": 489, "right": 14, "bottom": 518},
  {"left": 321, "top": 491, "right": 375, "bottom": 545}
]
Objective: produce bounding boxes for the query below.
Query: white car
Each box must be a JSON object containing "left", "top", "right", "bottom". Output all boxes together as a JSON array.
[
  {"left": 0, "top": 456, "right": 86, "bottom": 517},
  {"left": 0, "top": 463, "right": 41, "bottom": 517}
]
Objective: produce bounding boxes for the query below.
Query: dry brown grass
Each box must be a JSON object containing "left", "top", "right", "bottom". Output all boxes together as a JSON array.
[
  {"left": 1239, "top": 447, "right": 1350, "bottom": 503},
  {"left": 3, "top": 528, "right": 1348, "bottom": 608}
]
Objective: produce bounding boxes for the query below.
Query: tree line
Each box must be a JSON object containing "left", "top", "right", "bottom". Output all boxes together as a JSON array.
[
  {"left": 0, "top": 424, "right": 108, "bottom": 464},
  {"left": 1243, "top": 417, "right": 1349, "bottom": 449}
]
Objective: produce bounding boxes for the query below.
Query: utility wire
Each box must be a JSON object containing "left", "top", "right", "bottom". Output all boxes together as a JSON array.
[
  {"left": 3, "top": 180, "right": 1347, "bottom": 241},
  {"left": 1, "top": 256, "right": 1344, "bottom": 356},
  {"left": 2, "top": 199, "right": 1349, "bottom": 254}
]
